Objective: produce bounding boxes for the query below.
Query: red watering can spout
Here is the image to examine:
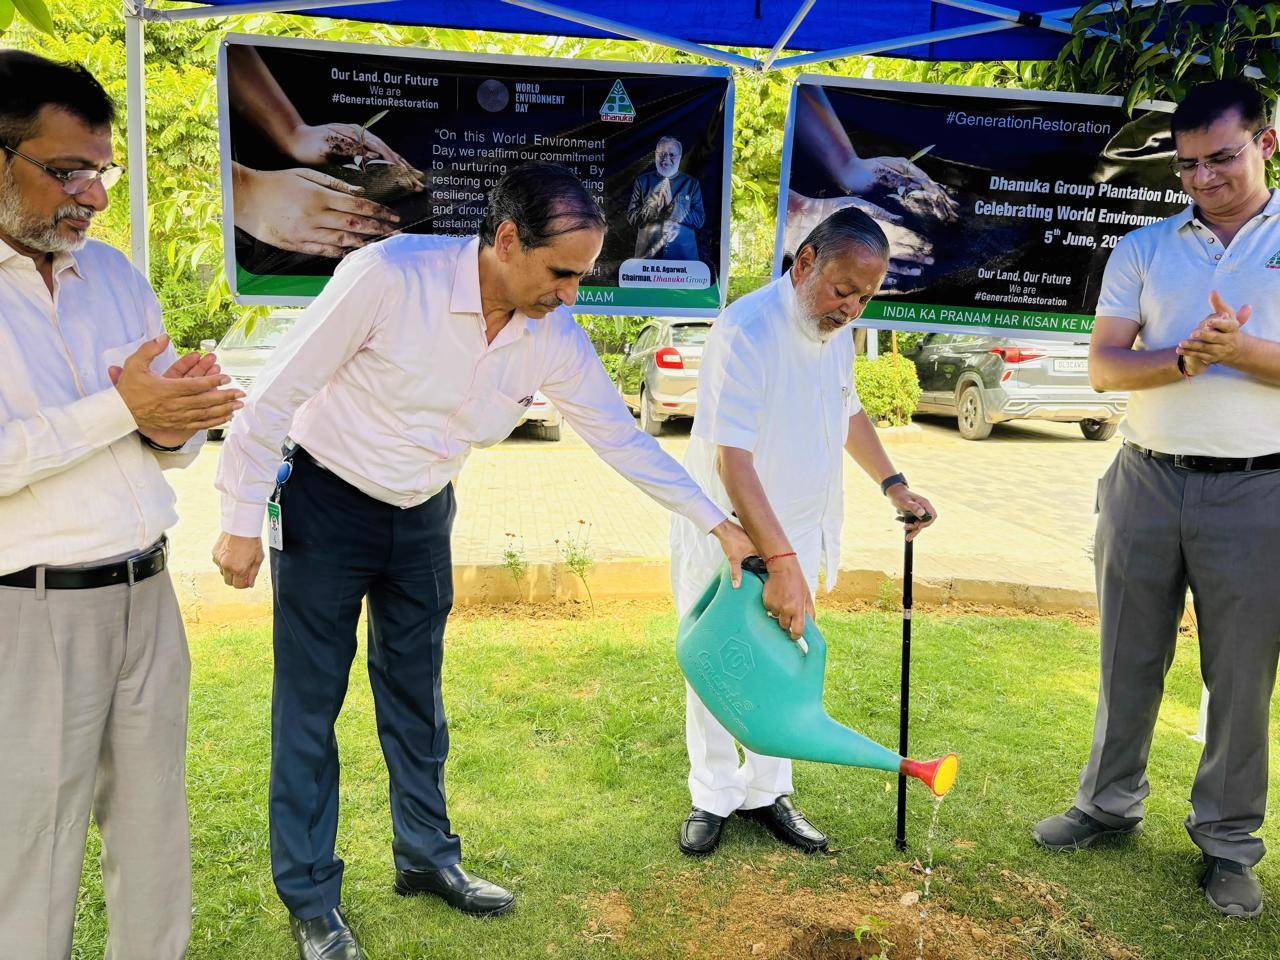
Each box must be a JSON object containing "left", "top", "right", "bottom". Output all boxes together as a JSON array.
[{"left": 899, "top": 754, "right": 959, "bottom": 797}]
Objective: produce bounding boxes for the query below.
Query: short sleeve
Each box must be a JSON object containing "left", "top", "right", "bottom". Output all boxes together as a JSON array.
[
  {"left": 846, "top": 373, "right": 863, "bottom": 418},
  {"left": 703, "top": 325, "right": 766, "bottom": 452},
  {"left": 1094, "top": 232, "right": 1148, "bottom": 327}
]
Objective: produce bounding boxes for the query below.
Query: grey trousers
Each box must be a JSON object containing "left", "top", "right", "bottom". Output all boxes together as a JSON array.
[
  {"left": 1076, "top": 444, "right": 1280, "bottom": 866},
  {"left": 0, "top": 570, "right": 191, "bottom": 959}
]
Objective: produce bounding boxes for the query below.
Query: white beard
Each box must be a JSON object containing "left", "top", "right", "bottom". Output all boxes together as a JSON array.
[
  {"left": 794, "top": 285, "right": 843, "bottom": 344},
  {"left": 0, "top": 168, "right": 92, "bottom": 253}
]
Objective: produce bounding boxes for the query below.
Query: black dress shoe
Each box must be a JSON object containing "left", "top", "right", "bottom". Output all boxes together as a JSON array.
[
  {"left": 679, "top": 808, "right": 726, "bottom": 856},
  {"left": 394, "top": 863, "right": 515, "bottom": 916},
  {"left": 739, "top": 796, "right": 829, "bottom": 853},
  {"left": 289, "top": 908, "right": 365, "bottom": 960}
]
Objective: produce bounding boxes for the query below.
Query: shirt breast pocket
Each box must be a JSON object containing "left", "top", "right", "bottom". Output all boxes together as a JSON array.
[{"left": 452, "top": 391, "right": 530, "bottom": 448}]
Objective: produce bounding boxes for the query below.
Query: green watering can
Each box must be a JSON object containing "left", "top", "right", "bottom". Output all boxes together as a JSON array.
[{"left": 676, "top": 559, "right": 958, "bottom": 796}]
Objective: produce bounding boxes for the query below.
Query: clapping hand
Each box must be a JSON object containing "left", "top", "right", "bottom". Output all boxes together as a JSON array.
[{"left": 1177, "top": 290, "right": 1253, "bottom": 373}]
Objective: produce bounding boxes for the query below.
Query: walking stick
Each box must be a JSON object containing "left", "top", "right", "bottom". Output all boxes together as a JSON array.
[
  {"left": 894, "top": 511, "right": 929, "bottom": 851},
  {"left": 896, "top": 529, "right": 916, "bottom": 855}
]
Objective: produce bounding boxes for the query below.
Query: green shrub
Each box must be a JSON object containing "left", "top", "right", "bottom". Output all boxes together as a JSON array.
[
  {"left": 598, "top": 352, "right": 625, "bottom": 383},
  {"left": 159, "top": 273, "right": 239, "bottom": 350},
  {"left": 854, "top": 354, "right": 921, "bottom": 426},
  {"left": 878, "top": 330, "right": 926, "bottom": 356}
]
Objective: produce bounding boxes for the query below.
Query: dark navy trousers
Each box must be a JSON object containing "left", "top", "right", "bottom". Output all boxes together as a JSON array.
[{"left": 268, "top": 448, "right": 460, "bottom": 920}]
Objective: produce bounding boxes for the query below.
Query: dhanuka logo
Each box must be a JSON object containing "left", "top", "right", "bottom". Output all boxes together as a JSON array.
[
  {"left": 1266, "top": 249, "right": 1280, "bottom": 270},
  {"left": 600, "top": 79, "right": 636, "bottom": 123},
  {"left": 718, "top": 637, "right": 754, "bottom": 680}
]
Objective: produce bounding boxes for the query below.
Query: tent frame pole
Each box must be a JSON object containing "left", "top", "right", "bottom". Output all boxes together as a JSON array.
[
  {"left": 124, "top": 1, "right": 149, "bottom": 273},
  {"left": 771, "top": 20, "right": 1017, "bottom": 70},
  {"left": 762, "top": 0, "right": 819, "bottom": 71},
  {"left": 143, "top": 0, "right": 396, "bottom": 21}
]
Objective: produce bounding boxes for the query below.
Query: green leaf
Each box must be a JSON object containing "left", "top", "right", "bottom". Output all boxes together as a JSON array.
[
  {"left": 1076, "top": 13, "right": 1113, "bottom": 32},
  {"left": 1072, "top": 0, "right": 1111, "bottom": 27},
  {"left": 1085, "top": 38, "right": 1112, "bottom": 76},
  {"left": 1237, "top": 7, "right": 1258, "bottom": 32},
  {"left": 1124, "top": 76, "right": 1148, "bottom": 115},
  {"left": 362, "top": 109, "right": 389, "bottom": 130},
  {"left": 1260, "top": 48, "right": 1280, "bottom": 83},
  {"left": 1095, "top": 43, "right": 1118, "bottom": 81},
  {"left": 1134, "top": 41, "right": 1172, "bottom": 73},
  {"left": 1173, "top": 46, "right": 1199, "bottom": 80},
  {"left": 12, "top": 0, "right": 54, "bottom": 34},
  {"left": 0, "top": 0, "right": 16, "bottom": 33}
]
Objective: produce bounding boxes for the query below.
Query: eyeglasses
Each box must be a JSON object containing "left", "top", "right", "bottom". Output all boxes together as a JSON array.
[
  {"left": 1169, "top": 128, "right": 1269, "bottom": 177},
  {"left": 2, "top": 144, "right": 123, "bottom": 196}
]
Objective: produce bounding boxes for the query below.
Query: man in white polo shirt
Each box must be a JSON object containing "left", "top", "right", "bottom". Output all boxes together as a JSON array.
[
  {"left": 671, "top": 207, "right": 936, "bottom": 857},
  {"left": 213, "top": 163, "right": 755, "bottom": 960},
  {"left": 1033, "top": 78, "right": 1280, "bottom": 920},
  {"left": 0, "top": 52, "right": 244, "bottom": 958}
]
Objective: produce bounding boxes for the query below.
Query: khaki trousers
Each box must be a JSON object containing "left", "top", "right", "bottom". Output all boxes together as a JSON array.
[{"left": 0, "top": 570, "right": 191, "bottom": 958}]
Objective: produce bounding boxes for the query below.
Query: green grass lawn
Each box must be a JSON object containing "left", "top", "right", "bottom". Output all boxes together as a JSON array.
[{"left": 70, "top": 603, "right": 1280, "bottom": 959}]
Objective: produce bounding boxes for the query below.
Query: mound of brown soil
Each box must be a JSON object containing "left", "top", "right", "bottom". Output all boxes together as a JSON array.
[{"left": 580, "top": 859, "right": 1144, "bottom": 960}]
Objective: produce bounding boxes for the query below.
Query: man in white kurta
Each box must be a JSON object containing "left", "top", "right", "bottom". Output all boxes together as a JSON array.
[{"left": 671, "top": 207, "right": 936, "bottom": 855}]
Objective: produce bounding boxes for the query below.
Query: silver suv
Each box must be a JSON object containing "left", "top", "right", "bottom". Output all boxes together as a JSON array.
[
  {"left": 615, "top": 318, "right": 710, "bottom": 435},
  {"left": 907, "top": 333, "right": 1127, "bottom": 440}
]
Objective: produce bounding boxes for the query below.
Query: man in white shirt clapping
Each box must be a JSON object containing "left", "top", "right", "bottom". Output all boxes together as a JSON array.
[
  {"left": 670, "top": 207, "right": 936, "bottom": 857},
  {"left": 213, "top": 163, "right": 755, "bottom": 960},
  {"left": 0, "top": 51, "right": 244, "bottom": 960}
]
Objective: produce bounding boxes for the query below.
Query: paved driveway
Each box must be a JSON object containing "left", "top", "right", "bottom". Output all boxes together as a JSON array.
[{"left": 168, "top": 414, "right": 1117, "bottom": 598}]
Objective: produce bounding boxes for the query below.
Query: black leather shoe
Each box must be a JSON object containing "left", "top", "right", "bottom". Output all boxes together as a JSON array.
[
  {"left": 394, "top": 864, "right": 515, "bottom": 916},
  {"left": 679, "top": 808, "right": 726, "bottom": 856},
  {"left": 289, "top": 908, "right": 365, "bottom": 960},
  {"left": 739, "top": 797, "right": 829, "bottom": 853}
]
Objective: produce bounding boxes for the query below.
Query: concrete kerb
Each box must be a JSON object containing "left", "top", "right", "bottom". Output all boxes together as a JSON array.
[{"left": 175, "top": 559, "right": 1098, "bottom": 625}]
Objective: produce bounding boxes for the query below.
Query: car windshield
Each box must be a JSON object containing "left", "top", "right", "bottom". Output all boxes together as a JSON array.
[
  {"left": 670, "top": 324, "right": 710, "bottom": 346},
  {"left": 219, "top": 312, "right": 300, "bottom": 350}
]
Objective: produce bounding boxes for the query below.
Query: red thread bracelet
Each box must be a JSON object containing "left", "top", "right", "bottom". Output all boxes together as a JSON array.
[{"left": 764, "top": 551, "right": 797, "bottom": 566}]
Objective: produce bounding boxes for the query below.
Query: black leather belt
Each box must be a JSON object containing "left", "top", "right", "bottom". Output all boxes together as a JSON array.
[
  {"left": 1124, "top": 440, "right": 1280, "bottom": 473},
  {"left": 0, "top": 538, "right": 168, "bottom": 590}
]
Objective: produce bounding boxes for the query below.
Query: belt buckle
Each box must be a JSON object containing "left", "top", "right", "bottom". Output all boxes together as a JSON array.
[{"left": 126, "top": 555, "right": 140, "bottom": 586}]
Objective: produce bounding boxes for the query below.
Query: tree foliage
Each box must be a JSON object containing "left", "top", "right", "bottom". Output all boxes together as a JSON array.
[{"left": 0, "top": 0, "right": 55, "bottom": 37}]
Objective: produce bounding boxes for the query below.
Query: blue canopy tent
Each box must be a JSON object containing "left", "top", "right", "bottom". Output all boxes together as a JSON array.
[{"left": 120, "top": 0, "right": 1230, "bottom": 271}]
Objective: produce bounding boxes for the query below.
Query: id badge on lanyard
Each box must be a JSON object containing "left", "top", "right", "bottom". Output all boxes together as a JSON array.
[{"left": 267, "top": 457, "right": 292, "bottom": 551}]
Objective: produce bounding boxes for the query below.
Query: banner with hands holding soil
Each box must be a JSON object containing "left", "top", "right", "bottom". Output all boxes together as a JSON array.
[
  {"left": 219, "top": 34, "right": 731, "bottom": 311},
  {"left": 775, "top": 77, "right": 1187, "bottom": 341}
]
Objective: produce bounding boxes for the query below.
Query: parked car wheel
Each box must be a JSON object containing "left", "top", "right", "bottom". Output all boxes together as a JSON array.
[
  {"left": 956, "top": 384, "right": 993, "bottom": 440},
  {"left": 538, "top": 422, "right": 562, "bottom": 442},
  {"left": 639, "top": 388, "right": 663, "bottom": 436},
  {"left": 1079, "top": 419, "right": 1117, "bottom": 441}
]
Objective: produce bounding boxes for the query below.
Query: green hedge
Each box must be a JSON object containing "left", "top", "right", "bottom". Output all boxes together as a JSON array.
[
  {"left": 854, "top": 354, "right": 922, "bottom": 427},
  {"left": 598, "top": 353, "right": 625, "bottom": 383}
]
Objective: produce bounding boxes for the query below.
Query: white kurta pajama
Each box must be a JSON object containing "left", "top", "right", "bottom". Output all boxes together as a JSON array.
[{"left": 670, "top": 272, "right": 861, "bottom": 818}]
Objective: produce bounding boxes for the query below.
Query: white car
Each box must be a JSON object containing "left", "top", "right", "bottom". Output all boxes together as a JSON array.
[
  {"left": 518, "top": 392, "right": 562, "bottom": 441},
  {"left": 205, "top": 310, "right": 302, "bottom": 441}
]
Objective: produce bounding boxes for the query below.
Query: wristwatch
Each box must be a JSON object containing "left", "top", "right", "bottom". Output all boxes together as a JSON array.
[{"left": 880, "top": 472, "right": 907, "bottom": 495}]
